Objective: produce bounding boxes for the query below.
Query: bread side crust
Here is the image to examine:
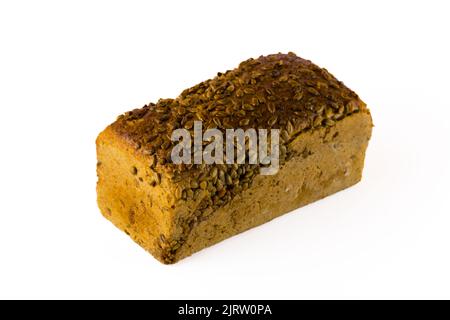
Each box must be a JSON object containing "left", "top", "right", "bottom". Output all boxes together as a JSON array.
[
  {"left": 97, "top": 110, "right": 372, "bottom": 263},
  {"left": 96, "top": 127, "right": 177, "bottom": 262},
  {"left": 172, "top": 111, "right": 372, "bottom": 262}
]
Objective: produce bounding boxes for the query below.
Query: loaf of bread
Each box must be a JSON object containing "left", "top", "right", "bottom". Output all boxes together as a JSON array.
[{"left": 96, "top": 52, "right": 373, "bottom": 264}]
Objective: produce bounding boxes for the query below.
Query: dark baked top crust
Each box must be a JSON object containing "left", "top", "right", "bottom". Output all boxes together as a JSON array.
[{"left": 110, "top": 52, "right": 365, "bottom": 180}]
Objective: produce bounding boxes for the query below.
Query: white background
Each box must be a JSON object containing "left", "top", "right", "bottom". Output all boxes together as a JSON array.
[{"left": 1, "top": 0, "right": 449, "bottom": 300}]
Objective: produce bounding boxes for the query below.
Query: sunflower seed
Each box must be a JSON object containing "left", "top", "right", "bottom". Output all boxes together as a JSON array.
[{"left": 239, "top": 118, "right": 250, "bottom": 126}]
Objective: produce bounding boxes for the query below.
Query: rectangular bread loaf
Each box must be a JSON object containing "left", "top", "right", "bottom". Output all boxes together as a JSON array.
[{"left": 96, "top": 52, "right": 373, "bottom": 264}]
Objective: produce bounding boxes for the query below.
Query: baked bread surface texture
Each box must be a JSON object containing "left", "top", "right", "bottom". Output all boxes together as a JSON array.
[{"left": 96, "top": 52, "right": 373, "bottom": 264}]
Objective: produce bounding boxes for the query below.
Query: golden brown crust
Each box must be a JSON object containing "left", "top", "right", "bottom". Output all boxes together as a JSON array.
[{"left": 173, "top": 112, "right": 373, "bottom": 263}]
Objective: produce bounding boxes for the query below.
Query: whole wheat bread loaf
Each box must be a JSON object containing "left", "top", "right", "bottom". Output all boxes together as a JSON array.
[{"left": 96, "top": 52, "right": 373, "bottom": 264}]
